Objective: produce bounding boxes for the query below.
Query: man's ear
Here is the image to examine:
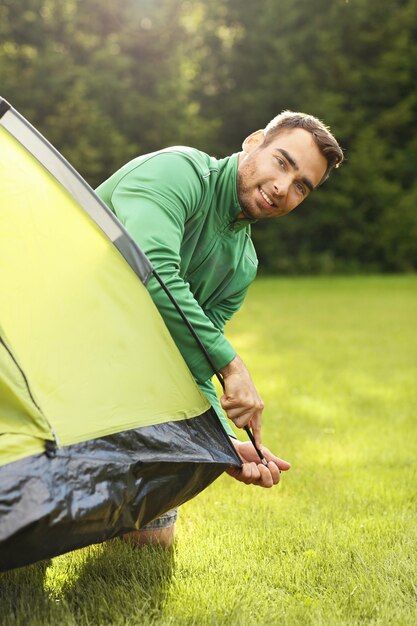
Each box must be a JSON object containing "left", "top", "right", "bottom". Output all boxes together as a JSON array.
[{"left": 242, "top": 129, "right": 265, "bottom": 154}]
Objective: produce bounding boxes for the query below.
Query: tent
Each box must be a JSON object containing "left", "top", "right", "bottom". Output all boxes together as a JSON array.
[{"left": 0, "top": 98, "right": 240, "bottom": 572}]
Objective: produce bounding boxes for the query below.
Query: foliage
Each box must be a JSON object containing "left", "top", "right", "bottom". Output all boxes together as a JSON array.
[
  {"left": 0, "top": 0, "right": 416, "bottom": 272},
  {"left": 1, "top": 276, "right": 417, "bottom": 624}
]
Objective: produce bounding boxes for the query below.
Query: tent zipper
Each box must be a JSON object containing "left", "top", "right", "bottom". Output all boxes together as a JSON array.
[{"left": 0, "top": 335, "right": 60, "bottom": 456}]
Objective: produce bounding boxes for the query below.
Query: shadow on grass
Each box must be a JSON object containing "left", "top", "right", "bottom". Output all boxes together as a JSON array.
[
  {"left": 60, "top": 539, "right": 176, "bottom": 624},
  {"left": 0, "top": 540, "right": 176, "bottom": 625},
  {"left": 0, "top": 559, "right": 53, "bottom": 624}
]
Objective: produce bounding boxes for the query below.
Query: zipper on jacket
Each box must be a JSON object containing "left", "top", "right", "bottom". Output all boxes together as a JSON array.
[{"left": 0, "top": 335, "right": 60, "bottom": 456}]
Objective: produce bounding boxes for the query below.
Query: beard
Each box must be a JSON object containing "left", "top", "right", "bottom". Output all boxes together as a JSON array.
[{"left": 236, "top": 161, "right": 258, "bottom": 220}]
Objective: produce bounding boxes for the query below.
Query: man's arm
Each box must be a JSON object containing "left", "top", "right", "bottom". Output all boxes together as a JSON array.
[
  {"left": 205, "top": 295, "right": 264, "bottom": 447},
  {"left": 200, "top": 373, "right": 290, "bottom": 488},
  {"left": 104, "top": 153, "right": 265, "bottom": 441},
  {"left": 220, "top": 354, "right": 264, "bottom": 447},
  {"left": 106, "top": 153, "right": 235, "bottom": 381}
]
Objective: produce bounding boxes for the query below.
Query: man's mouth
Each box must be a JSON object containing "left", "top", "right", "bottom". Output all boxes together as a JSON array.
[{"left": 259, "top": 187, "right": 274, "bottom": 207}]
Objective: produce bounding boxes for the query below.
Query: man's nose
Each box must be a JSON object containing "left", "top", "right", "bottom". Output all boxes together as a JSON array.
[{"left": 273, "top": 175, "right": 290, "bottom": 198}]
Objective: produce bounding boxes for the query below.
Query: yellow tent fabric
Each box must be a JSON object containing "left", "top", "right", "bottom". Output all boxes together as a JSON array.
[
  {"left": 0, "top": 124, "right": 210, "bottom": 466},
  {"left": 0, "top": 325, "right": 51, "bottom": 463},
  {"left": 0, "top": 101, "right": 240, "bottom": 573}
]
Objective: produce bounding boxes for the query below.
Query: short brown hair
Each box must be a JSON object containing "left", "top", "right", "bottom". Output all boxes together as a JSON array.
[{"left": 263, "top": 110, "right": 344, "bottom": 184}]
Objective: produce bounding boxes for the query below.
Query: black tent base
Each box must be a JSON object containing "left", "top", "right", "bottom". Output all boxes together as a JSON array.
[{"left": 0, "top": 410, "right": 240, "bottom": 572}]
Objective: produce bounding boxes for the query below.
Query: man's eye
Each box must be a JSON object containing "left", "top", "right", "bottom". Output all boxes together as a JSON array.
[
  {"left": 276, "top": 157, "right": 286, "bottom": 170},
  {"left": 295, "top": 181, "right": 306, "bottom": 195}
]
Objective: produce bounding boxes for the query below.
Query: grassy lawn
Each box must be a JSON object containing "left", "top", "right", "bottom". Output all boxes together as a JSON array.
[{"left": 1, "top": 275, "right": 416, "bottom": 625}]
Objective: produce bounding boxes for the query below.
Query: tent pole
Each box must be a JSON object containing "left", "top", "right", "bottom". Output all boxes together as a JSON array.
[{"left": 152, "top": 270, "right": 267, "bottom": 465}]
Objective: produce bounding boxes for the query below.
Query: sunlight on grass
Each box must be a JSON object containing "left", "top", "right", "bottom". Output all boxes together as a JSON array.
[
  {"left": 43, "top": 545, "right": 102, "bottom": 599},
  {"left": 1, "top": 276, "right": 416, "bottom": 625}
]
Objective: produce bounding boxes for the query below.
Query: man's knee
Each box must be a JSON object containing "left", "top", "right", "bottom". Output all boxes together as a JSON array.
[
  {"left": 122, "top": 509, "right": 178, "bottom": 549},
  {"left": 122, "top": 523, "right": 175, "bottom": 549}
]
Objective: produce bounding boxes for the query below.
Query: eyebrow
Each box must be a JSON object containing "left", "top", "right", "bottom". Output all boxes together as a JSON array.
[{"left": 274, "top": 148, "right": 315, "bottom": 193}]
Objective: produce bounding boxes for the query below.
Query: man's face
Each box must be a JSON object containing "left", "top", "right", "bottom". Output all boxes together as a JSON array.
[{"left": 236, "top": 128, "right": 328, "bottom": 219}]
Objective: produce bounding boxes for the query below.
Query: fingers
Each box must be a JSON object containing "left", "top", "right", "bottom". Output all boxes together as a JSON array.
[
  {"left": 219, "top": 357, "right": 265, "bottom": 440},
  {"left": 221, "top": 395, "right": 264, "bottom": 448},
  {"left": 227, "top": 439, "right": 291, "bottom": 489},
  {"left": 275, "top": 458, "right": 291, "bottom": 471},
  {"left": 221, "top": 396, "right": 264, "bottom": 419},
  {"left": 240, "top": 462, "right": 261, "bottom": 485},
  {"left": 221, "top": 403, "right": 253, "bottom": 426},
  {"left": 260, "top": 446, "right": 291, "bottom": 471},
  {"left": 220, "top": 398, "right": 261, "bottom": 423},
  {"left": 227, "top": 463, "right": 259, "bottom": 485},
  {"left": 233, "top": 440, "right": 291, "bottom": 470},
  {"left": 251, "top": 462, "right": 280, "bottom": 487},
  {"left": 264, "top": 461, "right": 280, "bottom": 484},
  {"left": 226, "top": 461, "right": 281, "bottom": 488}
]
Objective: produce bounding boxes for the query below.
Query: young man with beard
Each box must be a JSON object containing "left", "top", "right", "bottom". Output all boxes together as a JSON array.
[{"left": 96, "top": 111, "right": 344, "bottom": 547}]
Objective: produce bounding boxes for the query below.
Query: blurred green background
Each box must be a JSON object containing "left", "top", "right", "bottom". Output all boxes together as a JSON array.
[{"left": 1, "top": 0, "right": 416, "bottom": 274}]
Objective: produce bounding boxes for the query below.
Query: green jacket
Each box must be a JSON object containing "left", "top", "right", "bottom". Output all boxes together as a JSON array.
[{"left": 96, "top": 147, "right": 258, "bottom": 436}]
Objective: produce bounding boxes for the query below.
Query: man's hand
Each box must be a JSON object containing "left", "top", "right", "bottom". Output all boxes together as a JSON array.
[
  {"left": 227, "top": 439, "right": 291, "bottom": 488},
  {"left": 220, "top": 355, "right": 264, "bottom": 447}
]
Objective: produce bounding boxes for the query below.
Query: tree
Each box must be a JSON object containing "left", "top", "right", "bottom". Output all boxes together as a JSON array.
[{"left": 1, "top": 0, "right": 416, "bottom": 271}]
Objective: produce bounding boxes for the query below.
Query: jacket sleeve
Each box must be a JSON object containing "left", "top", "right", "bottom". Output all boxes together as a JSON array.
[
  {"left": 204, "top": 285, "right": 249, "bottom": 332},
  {"left": 109, "top": 152, "right": 236, "bottom": 383}
]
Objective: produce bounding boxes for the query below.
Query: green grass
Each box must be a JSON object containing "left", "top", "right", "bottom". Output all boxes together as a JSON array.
[{"left": 1, "top": 276, "right": 417, "bottom": 625}]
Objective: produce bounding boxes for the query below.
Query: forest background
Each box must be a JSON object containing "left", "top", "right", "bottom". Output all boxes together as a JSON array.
[{"left": 1, "top": 0, "right": 416, "bottom": 274}]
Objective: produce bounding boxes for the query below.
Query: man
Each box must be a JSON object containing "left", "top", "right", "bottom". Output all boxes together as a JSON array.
[{"left": 96, "top": 111, "right": 343, "bottom": 547}]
